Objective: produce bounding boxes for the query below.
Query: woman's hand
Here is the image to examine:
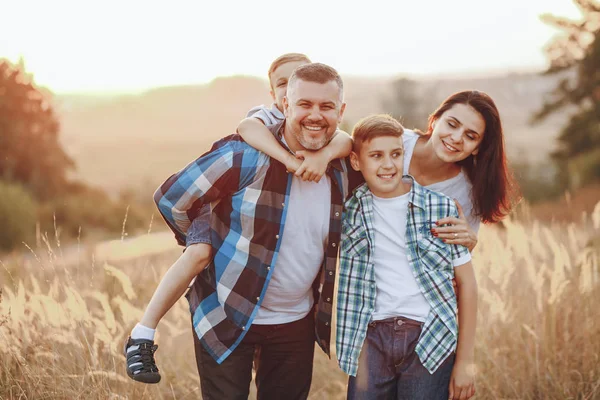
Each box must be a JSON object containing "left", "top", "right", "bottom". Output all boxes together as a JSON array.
[{"left": 432, "top": 200, "right": 478, "bottom": 252}]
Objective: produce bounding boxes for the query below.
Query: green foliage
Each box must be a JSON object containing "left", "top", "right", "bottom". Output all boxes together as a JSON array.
[
  {"left": 37, "top": 185, "right": 153, "bottom": 240},
  {"left": 0, "top": 59, "right": 75, "bottom": 200},
  {"left": 381, "top": 78, "right": 436, "bottom": 131},
  {"left": 533, "top": 0, "right": 600, "bottom": 189},
  {"left": 0, "top": 59, "right": 155, "bottom": 252},
  {"left": 0, "top": 181, "right": 37, "bottom": 251},
  {"left": 511, "top": 159, "right": 563, "bottom": 203}
]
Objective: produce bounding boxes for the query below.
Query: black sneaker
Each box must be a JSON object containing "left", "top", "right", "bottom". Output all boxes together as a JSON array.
[{"left": 124, "top": 336, "right": 161, "bottom": 384}]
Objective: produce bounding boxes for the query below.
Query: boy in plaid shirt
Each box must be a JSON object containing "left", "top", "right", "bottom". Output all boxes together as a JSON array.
[{"left": 336, "top": 114, "right": 478, "bottom": 400}]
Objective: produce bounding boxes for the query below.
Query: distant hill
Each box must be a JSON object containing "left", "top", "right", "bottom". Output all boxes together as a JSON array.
[{"left": 54, "top": 71, "right": 570, "bottom": 196}]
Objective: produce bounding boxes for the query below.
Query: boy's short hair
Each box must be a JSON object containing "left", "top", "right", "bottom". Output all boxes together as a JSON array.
[
  {"left": 352, "top": 114, "right": 404, "bottom": 153},
  {"left": 287, "top": 63, "right": 344, "bottom": 101},
  {"left": 268, "top": 53, "right": 311, "bottom": 81}
]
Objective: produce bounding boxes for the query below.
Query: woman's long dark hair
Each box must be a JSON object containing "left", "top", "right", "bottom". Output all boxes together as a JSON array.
[{"left": 424, "top": 90, "right": 520, "bottom": 223}]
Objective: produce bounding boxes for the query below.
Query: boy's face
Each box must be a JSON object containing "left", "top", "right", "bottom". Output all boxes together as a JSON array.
[
  {"left": 269, "top": 60, "right": 309, "bottom": 111},
  {"left": 283, "top": 78, "right": 345, "bottom": 152},
  {"left": 350, "top": 136, "right": 408, "bottom": 198}
]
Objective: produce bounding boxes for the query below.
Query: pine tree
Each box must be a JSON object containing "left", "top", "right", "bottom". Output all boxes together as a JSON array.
[{"left": 533, "top": 0, "right": 600, "bottom": 189}]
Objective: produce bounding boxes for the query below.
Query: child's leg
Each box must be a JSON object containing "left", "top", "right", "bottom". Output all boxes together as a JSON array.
[
  {"left": 395, "top": 321, "right": 454, "bottom": 400},
  {"left": 347, "top": 320, "right": 397, "bottom": 400},
  {"left": 125, "top": 210, "right": 212, "bottom": 384},
  {"left": 135, "top": 207, "right": 212, "bottom": 336},
  {"left": 138, "top": 242, "right": 211, "bottom": 330}
]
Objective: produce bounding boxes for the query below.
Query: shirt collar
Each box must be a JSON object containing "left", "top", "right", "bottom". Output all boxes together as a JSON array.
[
  {"left": 269, "top": 104, "right": 285, "bottom": 120},
  {"left": 353, "top": 175, "right": 427, "bottom": 209}
]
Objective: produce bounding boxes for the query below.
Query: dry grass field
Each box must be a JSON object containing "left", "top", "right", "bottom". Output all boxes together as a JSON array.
[{"left": 1, "top": 200, "right": 600, "bottom": 399}]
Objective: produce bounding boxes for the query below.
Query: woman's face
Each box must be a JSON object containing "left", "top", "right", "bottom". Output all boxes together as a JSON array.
[{"left": 430, "top": 103, "right": 486, "bottom": 164}]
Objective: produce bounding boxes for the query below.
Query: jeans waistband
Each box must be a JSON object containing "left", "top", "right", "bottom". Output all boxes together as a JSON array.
[{"left": 368, "top": 316, "right": 423, "bottom": 328}]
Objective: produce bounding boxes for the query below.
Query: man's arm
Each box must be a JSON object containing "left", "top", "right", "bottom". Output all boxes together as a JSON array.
[
  {"left": 154, "top": 141, "right": 252, "bottom": 243},
  {"left": 237, "top": 117, "right": 300, "bottom": 173}
]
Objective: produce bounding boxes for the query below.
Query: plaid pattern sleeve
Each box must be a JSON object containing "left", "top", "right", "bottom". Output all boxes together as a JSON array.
[
  {"left": 155, "top": 129, "right": 350, "bottom": 364},
  {"left": 448, "top": 208, "right": 471, "bottom": 266},
  {"left": 407, "top": 178, "right": 469, "bottom": 373},
  {"left": 336, "top": 183, "right": 375, "bottom": 376},
  {"left": 154, "top": 134, "right": 263, "bottom": 246},
  {"left": 336, "top": 176, "right": 473, "bottom": 376}
]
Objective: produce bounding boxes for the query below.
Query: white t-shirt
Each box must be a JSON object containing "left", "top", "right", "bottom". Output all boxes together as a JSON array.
[
  {"left": 371, "top": 193, "right": 471, "bottom": 322},
  {"left": 253, "top": 140, "right": 332, "bottom": 325},
  {"left": 403, "top": 130, "right": 480, "bottom": 233}
]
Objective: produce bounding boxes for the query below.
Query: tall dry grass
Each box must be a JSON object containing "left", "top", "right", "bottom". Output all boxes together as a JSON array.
[{"left": 1, "top": 202, "right": 600, "bottom": 399}]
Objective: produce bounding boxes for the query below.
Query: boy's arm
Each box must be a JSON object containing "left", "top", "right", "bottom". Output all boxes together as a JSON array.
[
  {"left": 295, "top": 129, "right": 353, "bottom": 182},
  {"left": 237, "top": 117, "right": 301, "bottom": 173},
  {"left": 450, "top": 261, "right": 478, "bottom": 399}
]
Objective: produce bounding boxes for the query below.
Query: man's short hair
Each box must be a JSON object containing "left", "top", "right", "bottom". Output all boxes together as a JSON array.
[
  {"left": 287, "top": 63, "right": 344, "bottom": 101},
  {"left": 352, "top": 114, "right": 404, "bottom": 153},
  {"left": 268, "top": 53, "right": 311, "bottom": 81}
]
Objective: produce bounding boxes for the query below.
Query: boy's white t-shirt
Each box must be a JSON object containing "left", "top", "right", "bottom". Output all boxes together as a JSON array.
[
  {"left": 371, "top": 192, "right": 472, "bottom": 322},
  {"left": 253, "top": 137, "right": 332, "bottom": 325},
  {"left": 403, "top": 130, "right": 480, "bottom": 234}
]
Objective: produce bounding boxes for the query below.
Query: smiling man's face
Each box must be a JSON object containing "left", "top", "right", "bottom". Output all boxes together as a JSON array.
[{"left": 282, "top": 78, "right": 345, "bottom": 152}]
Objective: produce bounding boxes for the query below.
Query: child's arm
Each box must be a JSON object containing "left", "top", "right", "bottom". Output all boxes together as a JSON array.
[
  {"left": 140, "top": 243, "right": 211, "bottom": 329},
  {"left": 295, "top": 129, "right": 353, "bottom": 182},
  {"left": 449, "top": 261, "right": 478, "bottom": 400},
  {"left": 237, "top": 117, "right": 302, "bottom": 173}
]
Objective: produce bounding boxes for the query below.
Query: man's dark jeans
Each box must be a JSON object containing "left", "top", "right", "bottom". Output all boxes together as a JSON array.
[
  {"left": 347, "top": 316, "right": 455, "bottom": 400},
  {"left": 193, "top": 312, "right": 315, "bottom": 400}
]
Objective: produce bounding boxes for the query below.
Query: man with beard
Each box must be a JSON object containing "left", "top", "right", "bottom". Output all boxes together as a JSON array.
[{"left": 154, "top": 63, "right": 352, "bottom": 399}]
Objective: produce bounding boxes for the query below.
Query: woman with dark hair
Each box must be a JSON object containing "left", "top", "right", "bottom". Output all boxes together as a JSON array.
[
  {"left": 408, "top": 90, "right": 520, "bottom": 250},
  {"left": 239, "top": 89, "right": 519, "bottom": 250}
]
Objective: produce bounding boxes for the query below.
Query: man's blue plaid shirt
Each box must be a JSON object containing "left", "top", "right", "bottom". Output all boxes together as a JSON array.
[
  {"left": 336, "top": 177, "right": 471, "bottom": 376},
  {"left": 154, "top": 122, "right": 351, "bottom": 364}
]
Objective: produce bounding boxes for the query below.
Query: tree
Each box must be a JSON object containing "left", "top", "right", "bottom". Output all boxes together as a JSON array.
[
  {"left": 532, "top": 0, "right": 600, "bottom": 189},
  {"left": 0, "top": 181, "right": 37, "bottom": 251},
  {"left": 381, "top": 78, "right": 435, "bottom": 131},
  {"left": 0, "top": 58, "right": 75, "bottom": 199}
]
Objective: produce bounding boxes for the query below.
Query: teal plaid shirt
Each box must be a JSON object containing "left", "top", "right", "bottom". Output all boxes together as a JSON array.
[{"left": 336, "top": 176, "right": 471, "bottom": 376}]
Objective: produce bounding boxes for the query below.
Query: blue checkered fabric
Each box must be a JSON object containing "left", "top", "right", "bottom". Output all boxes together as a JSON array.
[
  {"left": 154, "top": 122, "right": 351, "bottom": 364},
  {"left": 336, "top": 176, "right": 470, "bottom": 376}
]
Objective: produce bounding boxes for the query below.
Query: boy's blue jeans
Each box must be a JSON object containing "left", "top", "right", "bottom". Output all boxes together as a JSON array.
[{"left": 347, "top": 316, "right": 455, "bottom": 400}]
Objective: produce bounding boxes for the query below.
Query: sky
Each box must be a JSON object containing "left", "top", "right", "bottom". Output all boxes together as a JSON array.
[{"left": 0, "top": 0, "right": 584, "bottom": 94}]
